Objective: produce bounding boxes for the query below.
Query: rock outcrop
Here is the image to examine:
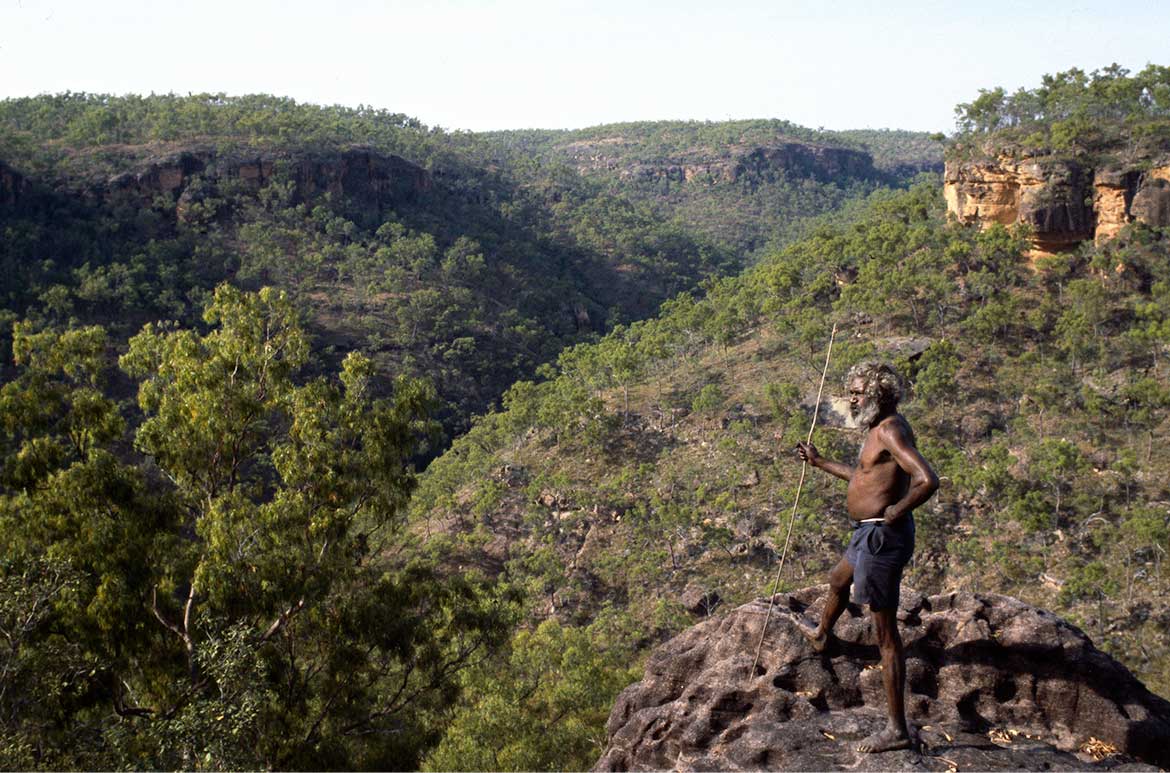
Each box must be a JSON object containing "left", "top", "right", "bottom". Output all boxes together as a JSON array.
[
  {"left": 74, "top": 146, "right": 430, "bottom": 220},
  {"left": 596, "top": 587, "right": 1170, "bottom": 770},
  {"left": 945, "top": 154, "right": 1170, "bottom": 260},
  {"left": 561, "top": 140, "right": 877, "bottom": 187}
]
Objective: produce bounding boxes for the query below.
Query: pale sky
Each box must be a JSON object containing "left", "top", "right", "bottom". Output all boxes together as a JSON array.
[{"left": 1, "top": 0, "right": 1167, "bottom": 134}]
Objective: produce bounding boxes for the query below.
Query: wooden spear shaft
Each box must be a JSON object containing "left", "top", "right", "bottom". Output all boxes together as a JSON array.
[{"left": 751, "top": 322, "right": 838, "bottom": 674}]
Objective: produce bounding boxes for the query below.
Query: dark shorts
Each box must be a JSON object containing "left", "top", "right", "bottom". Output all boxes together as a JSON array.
[{"left": 844, "top": 515, "right": 915, "bottom": 611}]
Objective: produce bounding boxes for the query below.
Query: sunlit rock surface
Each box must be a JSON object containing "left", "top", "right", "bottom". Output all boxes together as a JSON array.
[{"left": 945, "top": 155, "right": 1170, "bottom": 261}]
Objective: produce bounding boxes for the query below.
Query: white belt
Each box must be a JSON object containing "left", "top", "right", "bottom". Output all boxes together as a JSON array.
[{"left": 859, "top": 517, "right": 884, "bottom": 523}]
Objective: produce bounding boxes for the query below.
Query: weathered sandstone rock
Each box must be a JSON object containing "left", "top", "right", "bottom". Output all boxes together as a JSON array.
[
  {"left": 681, "top": 585, "right": 722, "bottom": 616},
  {"left": 1093, "top": 168, "right": 1142, "bottom": 243},
  {"left": 1130, "top": 167, "right": 1170, "bottom": 230},
  {"left": 596, "top": 587, "right": 1170, "bottom": 770},
  {"left": 946, "top": 155, "right": 1170, "bottom": 260}
]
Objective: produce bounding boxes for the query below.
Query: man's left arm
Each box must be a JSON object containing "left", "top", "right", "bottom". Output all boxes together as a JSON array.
[{"left": 878, "top": 418, "right": 940, "bottom": 525}]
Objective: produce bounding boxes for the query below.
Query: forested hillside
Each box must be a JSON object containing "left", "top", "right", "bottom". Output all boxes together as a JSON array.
[
  {"left": 411, "top": 65, "right": 1170, "bottom": 769},
  {"left": 412, "top": 182, "right": 1170, "bottom": 769},
  {"left": 479, "top": 120, "right": 941, "bottom": 254},
  {"left": 0, "top": 94, "right": 926, "bottom": 441}
]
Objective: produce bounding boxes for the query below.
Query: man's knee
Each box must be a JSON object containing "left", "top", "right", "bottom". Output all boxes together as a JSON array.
[
  {"left": 828, "top": 562, "right": 853, "bottom": 592},
  {"left": 870, "top": 608, "right": 902, "bottom": 650}
]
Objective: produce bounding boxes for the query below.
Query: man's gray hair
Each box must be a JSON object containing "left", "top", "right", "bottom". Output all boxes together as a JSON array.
[{"left": 847, "top": 361, "right": 904, "bottom": 409}]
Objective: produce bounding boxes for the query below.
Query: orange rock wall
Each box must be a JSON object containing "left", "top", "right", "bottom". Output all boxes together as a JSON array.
[{"left": 945, "top": 155, "right": 1170, "bottom": 259}]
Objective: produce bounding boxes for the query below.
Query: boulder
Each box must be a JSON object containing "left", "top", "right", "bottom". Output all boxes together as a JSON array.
[
  {"left": 681, "top": 586, "right": 722, "bottom": 617},
  {"left": 596, "top": 587, "right": 1170, "bottom": 770}
]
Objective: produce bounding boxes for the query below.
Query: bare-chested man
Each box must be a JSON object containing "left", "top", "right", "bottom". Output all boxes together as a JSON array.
[{"left": 794, "top": 361, "right": 939, "bottom": 754}]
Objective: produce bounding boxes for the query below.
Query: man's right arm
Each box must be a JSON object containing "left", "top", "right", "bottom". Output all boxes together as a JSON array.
[{"left": 796, "top": 441, "right": 853, "bottom": 482}]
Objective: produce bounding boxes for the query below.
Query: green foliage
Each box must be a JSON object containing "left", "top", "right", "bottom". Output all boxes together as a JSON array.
[
  {"left": 0, "top": 321, "right": 169, "bottom": 766},
  {"left": 1121, "top": 505, "right": 1170, "bottom": 552},
  {"left": 0, "top": 92, "right": 432, "bottom": 163},
  {"left": 0, "top": 287, "right": 512, "bottom": 769},
  {"left": 1028, "top": 439, "right": 1088, "bottom": 524},
  {"left": 1, "top": 323, "right": 122, "bottom": 485},
  {"left": 764, "top": 381, "right": 801, "bottom": 440},
  {"left": 1009, "top": 489, "right": 1055, "bottom": 534},
  {"left": 1062, "top": 560, "right": 1121, "bottom": 603},
  {"left": 0, "top": 558, "right": 107, "bottom": 770},
  {"left": 691, "top": 383, "right": 725, "bottom": 414},
  {"left": 953, "top": 64, "right": 1170, "bottom": 159},
  {"left": 423, "top": 617, "right": 640, "bottom": 772},
  {"left": 913, "top": 339, "right": 960, "bottom": 407}
]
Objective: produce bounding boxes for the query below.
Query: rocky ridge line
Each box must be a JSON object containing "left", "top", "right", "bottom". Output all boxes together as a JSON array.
[
  {"left": 1, "top": 146, "right": 431, "bottom": 221},
  {"left": 559, "top": 140, "right": 879, "bottom": 186}
]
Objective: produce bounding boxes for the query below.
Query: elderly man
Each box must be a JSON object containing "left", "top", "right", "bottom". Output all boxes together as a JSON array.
[{"left": 795, "top": 361, "right": 939, "bottom": 753}]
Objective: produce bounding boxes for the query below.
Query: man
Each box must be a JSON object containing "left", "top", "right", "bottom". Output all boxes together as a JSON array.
[{"left": 794, "top": 361, "right": 939, "bottom": 754}]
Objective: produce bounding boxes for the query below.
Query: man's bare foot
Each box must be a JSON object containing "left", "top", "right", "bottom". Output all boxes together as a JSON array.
[
  {"left": 793, "top": 618, "right": 830, "bottom": 653},
  {"left": 856, "top": 726, "right": 912, "bottom": 753}
]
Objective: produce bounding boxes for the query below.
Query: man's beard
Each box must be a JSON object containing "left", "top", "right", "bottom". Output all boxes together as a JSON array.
[{"left": 851, "top": 400, "right": 881, "bottom": 428}]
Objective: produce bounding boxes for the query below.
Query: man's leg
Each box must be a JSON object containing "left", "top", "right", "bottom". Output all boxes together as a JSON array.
[
  {"left": 800, "top": 556, "right": 853, "bottom": 652},
  {"left": 857, "top": 606, "right": 912, "bottom": 753}
]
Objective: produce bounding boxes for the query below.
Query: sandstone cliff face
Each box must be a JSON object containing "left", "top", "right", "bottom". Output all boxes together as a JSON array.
[
  {"left": 945, "top": 155, "right": 1170, "bottom": 259},
  {"left": 597, "top": 587, "right": 1170, "bottom": 771},
  {"left": 94, "top": 146, "right": 430, "bottom": 220},
  {"left": 561, "top": 140, "right": 876, "bottom": 186}
]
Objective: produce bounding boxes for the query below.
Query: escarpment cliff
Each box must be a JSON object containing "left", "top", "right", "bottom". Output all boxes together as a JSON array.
[
  {"left": 597, "top": 588, "right": 1170, "bottom": 771},
  {"left": 561, "top": 139, "right": 878, "bottom": 186},
  {"left": 945, "top": 154, "right": 1170, "bottom": 259},
  {"left": 21, "top": 146, "right": 433, "bottom": 221}
]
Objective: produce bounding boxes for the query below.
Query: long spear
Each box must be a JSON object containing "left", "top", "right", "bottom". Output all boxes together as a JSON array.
[{"left": 751, "top": 322, "right": 838, "bottom": 674}]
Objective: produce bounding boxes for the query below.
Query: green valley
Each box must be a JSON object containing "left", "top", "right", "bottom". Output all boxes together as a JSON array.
[{"left": 3, "top": 64, "right": 1170, "bottom": 770}]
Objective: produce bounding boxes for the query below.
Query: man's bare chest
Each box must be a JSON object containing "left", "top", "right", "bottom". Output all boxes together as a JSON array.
[{"left": 856, "top": 433, "right": 902, "bottom": 480}]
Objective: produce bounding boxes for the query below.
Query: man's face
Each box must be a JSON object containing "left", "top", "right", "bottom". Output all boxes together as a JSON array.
[{"left": 848, "top": 376, "right": 880, "bottom": 428}]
